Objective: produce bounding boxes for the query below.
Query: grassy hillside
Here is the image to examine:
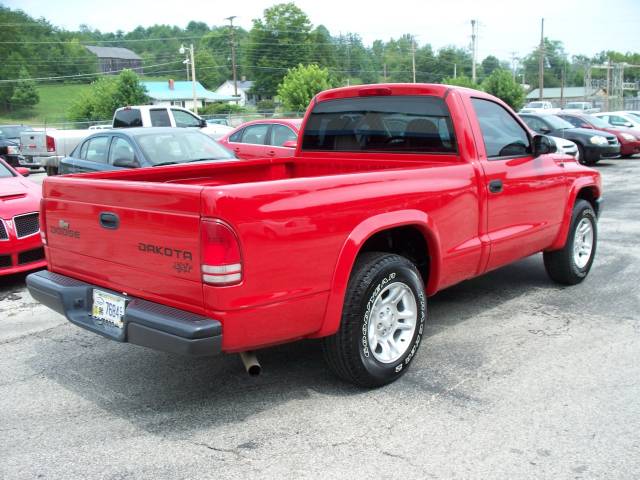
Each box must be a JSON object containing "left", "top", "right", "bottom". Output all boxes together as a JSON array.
[{"left": 0, "top": 76, "right": 170, "bottom": 127}]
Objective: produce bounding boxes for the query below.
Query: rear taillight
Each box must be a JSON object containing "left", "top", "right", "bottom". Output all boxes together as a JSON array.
[
  {"left": 39, "top": 198, "right": 47, "bottom": 245},
  {"left": 200, "top": 220, "right": 242, "bottom": 285},
  {"left": 46, "top": 135, "right": 55, "bottom": 153}
]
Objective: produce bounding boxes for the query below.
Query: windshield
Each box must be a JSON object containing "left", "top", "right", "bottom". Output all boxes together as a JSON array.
[
  {"left": 526, "top": 102, "right": 544, "bottom": 108},
  {"left": 135, "top": 131, "right": 235, "bottom": 165},
  {"left": 545, "top": 115, "right": 574, "bottom": 130},
  {"left": 0, "top": 161, "right": 15, "bottom": 178},
  {"left": 585, "top": 115, "right": 610, "bottom": 129},
  {"left": 0, "top": 125, "right": 32, "bottom": 140}
]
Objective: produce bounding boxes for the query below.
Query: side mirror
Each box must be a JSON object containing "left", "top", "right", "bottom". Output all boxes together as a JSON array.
[
  {"left": 539, "top": 126, "right": 551, "bottom": 134},
  {"left": 113, "top": 158, "right": 140, "bottom": 168},
  {"left": 625, "top": 122, "right": 634, "bottom": 128},
  {"left": 199, "top": 119, "right": 208, "bottom": 128},
  {"left": 282, "top": 140, "right": 297, "bottom": 149},
  {"left": 15, "top": 167, "right": 30, "bottom": 176},
  {"left": 533, "top": 135, "right": 556, "bottom": 156}
]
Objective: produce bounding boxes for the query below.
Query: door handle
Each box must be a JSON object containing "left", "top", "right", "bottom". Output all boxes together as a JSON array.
[
  {"left": 267, "top": 150, "right": 276, "bottom": 156},
  {"left": 488, "top": 179, "right": 503, "bottom": 194},
  {"left": 99, "top": 212, "right": 120, "bottom": 230}
]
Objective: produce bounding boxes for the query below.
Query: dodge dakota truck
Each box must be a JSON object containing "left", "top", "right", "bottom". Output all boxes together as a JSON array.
[{"left": 27, "top": 84, "right": 602, "bottom": 387}]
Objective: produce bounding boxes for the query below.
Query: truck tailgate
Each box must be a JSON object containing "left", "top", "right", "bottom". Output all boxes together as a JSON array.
[{"left": 43, "top": 177, "right": 206, "bottom": 313}]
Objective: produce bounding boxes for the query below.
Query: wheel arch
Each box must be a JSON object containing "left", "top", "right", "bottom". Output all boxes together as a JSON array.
[
  {"left": 310, "top": 210, "right": 441, "bottom": 338},
  {"left": 548, "top": 179, "right": 601, "bottom": 251}
]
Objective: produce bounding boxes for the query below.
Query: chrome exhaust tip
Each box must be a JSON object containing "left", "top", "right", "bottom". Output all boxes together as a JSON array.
[{"left": 239, "top": 351, "right": 261, "bottom": 376}]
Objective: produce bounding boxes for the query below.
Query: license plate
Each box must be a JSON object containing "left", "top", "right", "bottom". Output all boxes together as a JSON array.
[{"left": 92, "top": 289, "right": 126, "bottom": 329}]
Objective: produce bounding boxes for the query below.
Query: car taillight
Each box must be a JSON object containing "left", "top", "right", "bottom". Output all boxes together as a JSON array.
[
  {"left": 39, "top": 198, "right": 47, "bottom": 245},
  {"left": 200, "top": 220, "right": 242, "bottom": 285},
  {"left": 46, "top": 135, "right": 55, "bottom": 153}
]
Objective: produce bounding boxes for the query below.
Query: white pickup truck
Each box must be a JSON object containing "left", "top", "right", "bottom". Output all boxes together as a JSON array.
[
  {"left": 21, "top": 106, "right": 233, "bottom": 175},
  {"left": 519, "top": 101, "right": 561, "bottom": 114},
  {"left": 562, "top": 102, "right": 600, "bottom": 114}
]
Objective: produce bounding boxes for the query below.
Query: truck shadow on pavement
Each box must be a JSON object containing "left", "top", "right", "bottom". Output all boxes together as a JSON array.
[{"left": 25, "top": 254, "right": 594, "bottom": 433}]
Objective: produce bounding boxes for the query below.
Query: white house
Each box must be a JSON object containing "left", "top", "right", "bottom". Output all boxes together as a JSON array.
[
  {"left": 141, "top": 80, "right": 235, "bottom": 111},
  {"left": 215, "top": 80, "right": 261, "bottom": 107}
]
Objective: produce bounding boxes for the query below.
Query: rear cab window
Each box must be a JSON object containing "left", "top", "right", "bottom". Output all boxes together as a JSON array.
[
  {"left": 113, "top": 109, "right": 143, "bottom": 128},
  {"left": 301, "top": 95, "right": 457, "bottom": 154}
]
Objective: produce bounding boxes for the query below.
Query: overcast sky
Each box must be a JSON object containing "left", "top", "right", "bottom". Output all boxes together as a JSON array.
[{"left": 7, "top": 0, "right": 640, "bottom": 61}]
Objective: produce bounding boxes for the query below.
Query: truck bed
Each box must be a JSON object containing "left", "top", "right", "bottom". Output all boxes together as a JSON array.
[{"left": 60, "top": 156, "right": 452, "bottom": 186}]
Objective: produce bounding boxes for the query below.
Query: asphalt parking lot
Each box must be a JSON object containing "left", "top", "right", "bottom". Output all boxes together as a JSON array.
[{"left": 1, "top": 162, "right": 639, "bottom": 479}]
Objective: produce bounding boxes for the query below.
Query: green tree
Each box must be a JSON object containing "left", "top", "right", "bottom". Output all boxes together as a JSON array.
[
  {"left": 482, "top": 69, "right": 525, "bottom": 110},
  {"left": 68, "top": 70, "right": 148, "bottom": 121},
  {"left": 442, "top": 75, "right": 478, "bottom": 89},
  {"left": 277, "top": 64, "right": 335, "bottom": 112},
  {"left": 194, "top": 50, "right": 224, "bottom": 90},
  {"left": 245, "top": 3, "right": 313, "bottom": 97},
  {"left": 480, "top": 55, "right": 501, "bottom": 77},
  {"left": 10, "top": 68, "right": 39, "bottom": 109}
]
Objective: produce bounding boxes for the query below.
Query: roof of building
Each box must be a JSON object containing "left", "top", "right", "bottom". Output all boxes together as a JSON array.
[
  {"left": 218, "top": 80, "right": 254, "bottom": 91},
  {"left": 526, "top": 87, "right": 603, "bottom": 99},
  {"left": 85, "top": 46, "right": 142, "bottom": 60},
  {"left": 141, "top": 81, "right": 235, "bottom": 101}
]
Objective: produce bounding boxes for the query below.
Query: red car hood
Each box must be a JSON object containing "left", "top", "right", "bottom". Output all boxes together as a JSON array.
[{"left": 0, "top": 176, "right": 41, "bottom": 220}]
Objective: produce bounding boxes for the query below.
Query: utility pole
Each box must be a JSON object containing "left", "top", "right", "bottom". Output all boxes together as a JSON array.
[
  {"left": 411, "top": 38, "right": 416, "bottom": 83},
  {"left": 225, "top": 16, "right": 238, "bottom": 101},
  {"left": 453, "top": 63, "right": 457, "bottom": 79},
  {"left": 471, "top": 20, "right": 477, "bottom": 83},
  {"left": 383, "top": 63, "right": 387, "bottom": 81},
  {"left": 560, "top": 61, "right": 565, "bottom": 108},
  {"left": 180, "top": 43, "right": 197, "bottom": 114},
  {"left": 606, "top": 57, "right": 611, "bottom": 111},
  {"left": 346, "top": 35, "right": 351, "bottom": 86},
  {"left": 510, "top": 51, "right": 518, "bottom": 81},
  {"left": 538, "top": 18, "right": 544, "bottom": 101}
]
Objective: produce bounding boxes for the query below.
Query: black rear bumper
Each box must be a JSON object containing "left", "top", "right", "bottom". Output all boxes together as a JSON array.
[{"left": 26, "top": 270, "right": 222, "bottom": 356}]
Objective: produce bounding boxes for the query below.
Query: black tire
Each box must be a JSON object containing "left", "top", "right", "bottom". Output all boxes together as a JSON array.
[
  {"left": 543, "top": 199, "right": 597, "bottom": 285},
  {"left": 322, "top": 252, "right": 427, "bottom": 388},
  {"left": 45, "top": 165, "right": 58, "bottom": 176},
  {"left": 576, "top": 143, "right": 598, "bottom": 165}
]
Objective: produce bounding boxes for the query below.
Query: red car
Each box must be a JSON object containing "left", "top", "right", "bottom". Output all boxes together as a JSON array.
[
  {"left": 0, "top": 159, "right": 46, "bottom": 275},
  {"left": 558, "top": 113, "right": 640, "bottom": 158},
  {"left": 218, "top": 119, "right": 302, "bottom": 159}
]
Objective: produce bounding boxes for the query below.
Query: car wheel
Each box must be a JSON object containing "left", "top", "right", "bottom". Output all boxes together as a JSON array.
[
  {"left": 576, "top": 143, "right": 592, "bottom": 165},
  {"left": 543, "top": 199, "right": 597, "bottom": 285},
  {"left": 46, "top": 165, "right": 58, "bottom": 176},
  {"left": 322, "top": 252, "right": 427, "bottom": 387}
]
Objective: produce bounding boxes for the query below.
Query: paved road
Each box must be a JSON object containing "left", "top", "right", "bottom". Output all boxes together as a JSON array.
[{"left": 2, "top": 162, "right": 639, "bottom": 479}]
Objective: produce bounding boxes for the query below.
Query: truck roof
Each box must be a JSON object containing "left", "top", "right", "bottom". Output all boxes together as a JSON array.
[{"left": 312, "top": 83, "right": 489, "bottom": 104}]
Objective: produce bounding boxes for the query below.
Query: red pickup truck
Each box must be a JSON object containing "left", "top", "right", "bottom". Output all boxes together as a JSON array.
[{"left": 27, "top": 84, "right": 602, "bottom": 387}]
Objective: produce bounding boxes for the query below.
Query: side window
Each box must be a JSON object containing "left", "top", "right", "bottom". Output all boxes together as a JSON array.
[
  {"left": 241, "top": 124, "right": 269, "bottom": 145},
  {"left": 150, "top": 109, "right": 172, "bottom": 127},
  {"left": 113, "top": 109, "right": 142, "bottom": 128},
  {"left": 109, "top": 137, "right": 136, "bottom": 164},
  {"left": 271, "top": 125, "right": 297, "bottom": 146},
  {"left": 559, "top": 116, "right": 582, "bottom": 128},
  {"left": 79, "top": 140, "right": 89, "bottom": 159},
  {"left": 172, "top": 109, "right": 201, "bottom": 128},
  {"left": 609, "top": 115, "right": 627, "bottom": 126},
  {"left": 599, "top": 115, "right": 609, "bottom": 124},
  {"left": 472, "top": 98, "right": 530, "bottom": 159},
  {"left": 84, "top": 137, "right": 110, "bottom": 163},
  {"left": 229, "top": 129, "right": 243, "bottom": 143}
]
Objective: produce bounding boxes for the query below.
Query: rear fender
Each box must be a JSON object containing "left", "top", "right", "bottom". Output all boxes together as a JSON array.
[
  {"left": 548, "top": 177, "right": 601, "bottom": 251},
  {"left": 309, "top": 210, "right": 441, "bottom": 338}
]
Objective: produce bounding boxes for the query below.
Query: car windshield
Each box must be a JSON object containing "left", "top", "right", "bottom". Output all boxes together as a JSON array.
[
  {"left": 545, "top": 115, "right": 574, "bottom": 130},
  {"left": 585, "top": 115, "right": 610, "bottom": 129},
  {"left": 526, "top": 102, "right": 544, "bottom": 108},
  {"left": 0, "top": 162, "right": 15, "bottom": 178},
  {"left": 135, "top": 131, "right": 235, "bottom": 165},
  {"left": 0, "top": 125, "right": 32, "bottom": 140}
]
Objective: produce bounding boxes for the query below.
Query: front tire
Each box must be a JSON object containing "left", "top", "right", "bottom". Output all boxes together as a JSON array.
[
  {"left": 543, "top": 199, "right": 597, "bottom": 285},
  {"left": 322, "top": 252, "right": 427, "bottom": 388},
  {"left": 45, "top": 165, "right": 58, "bottom": 176}
]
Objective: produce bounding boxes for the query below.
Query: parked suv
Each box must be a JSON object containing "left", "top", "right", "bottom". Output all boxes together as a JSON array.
[{"left": 519, "top": 113, "right": 619, "bottom": 164}]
